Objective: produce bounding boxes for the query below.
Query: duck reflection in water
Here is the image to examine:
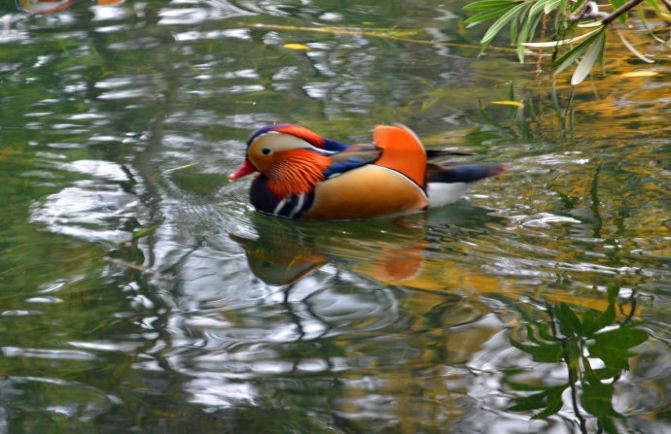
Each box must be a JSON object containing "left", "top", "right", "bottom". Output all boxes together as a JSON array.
[
  {"left": 232, "top": 204, "right": 615, "bottom": 313},
  {"left": 231, "top": 202, "right": 504, "bottom": 291}
]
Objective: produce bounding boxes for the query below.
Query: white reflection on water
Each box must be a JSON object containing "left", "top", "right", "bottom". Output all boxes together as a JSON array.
[
  {"left": 61, "top": 160, "right": 129, "bottom": 182},
  {"left": 2, "top": 347, "right": 95, "bottom": 361},
  {"left": 158, "top": 0, "right": 250, "bottom": 26},
  {"left": 173, "top": 28, "right": 251, "bottom": 42},
  {"left": 30, "top": 183, "right": 139, "bottom": 243},
  {"left": 185, "top": 377, "right": 256, "bottom": 408}
]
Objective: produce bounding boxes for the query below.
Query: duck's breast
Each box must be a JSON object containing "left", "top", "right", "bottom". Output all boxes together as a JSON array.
[{"left": 301, "top": 165, "right": 428, "bottom": 220}]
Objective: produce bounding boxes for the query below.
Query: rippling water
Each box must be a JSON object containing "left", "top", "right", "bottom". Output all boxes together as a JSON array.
[{"left": 1, "top": 1, "right": 670, "bottom": 432}]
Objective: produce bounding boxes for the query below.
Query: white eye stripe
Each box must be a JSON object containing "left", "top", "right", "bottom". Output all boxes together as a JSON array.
[{"left": 252, "top": 132, "right": 336, "bottom": 155}]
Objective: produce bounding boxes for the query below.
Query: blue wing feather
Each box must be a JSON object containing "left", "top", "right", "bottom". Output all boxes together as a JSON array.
[
  {"left": 427, "top": 163, "right": 506, "bottom": 183},
  {"left": 322, "top": 144, "right": 382, "bottom": 178}
]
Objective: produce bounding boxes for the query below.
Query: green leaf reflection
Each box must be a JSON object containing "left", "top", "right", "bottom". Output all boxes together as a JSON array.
[{"left": 505, "top": 288, "right": 647, "bottom": 432}]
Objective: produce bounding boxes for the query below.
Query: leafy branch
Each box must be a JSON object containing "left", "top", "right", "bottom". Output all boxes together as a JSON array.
[
  {"left": 505, "top": 286, "right": 648, "bottom": 432},
  {"left": 465, "top": 0, "right": 669, "bottom": 85}
]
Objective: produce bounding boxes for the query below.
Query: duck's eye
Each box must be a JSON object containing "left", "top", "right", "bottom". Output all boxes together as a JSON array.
[{"left": 261, "top": 148, "right": 272, "bottom": 155}]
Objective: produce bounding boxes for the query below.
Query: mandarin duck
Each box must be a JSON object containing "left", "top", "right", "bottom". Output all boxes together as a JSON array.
[{"left": 229, "top": 124, "right": 506, "bottom": 220}]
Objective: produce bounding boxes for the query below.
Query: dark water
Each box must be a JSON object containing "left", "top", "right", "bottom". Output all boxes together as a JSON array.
[{"left": 1, "top": 1, "right": 670, "bottom": 433}]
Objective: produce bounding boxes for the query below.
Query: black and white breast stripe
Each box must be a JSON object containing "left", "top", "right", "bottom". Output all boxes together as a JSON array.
[{"left": 272, "top": 192, "right": 314, "bottom": 218}]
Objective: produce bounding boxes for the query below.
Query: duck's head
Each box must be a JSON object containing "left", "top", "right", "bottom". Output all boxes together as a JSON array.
[{"left": 229, "top": 124, "right": 346, "bottom": 197}]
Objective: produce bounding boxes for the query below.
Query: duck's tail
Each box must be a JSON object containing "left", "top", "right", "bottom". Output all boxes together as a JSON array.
[{"left": 426, "top": 163, "right": 507, "bottom": 208}]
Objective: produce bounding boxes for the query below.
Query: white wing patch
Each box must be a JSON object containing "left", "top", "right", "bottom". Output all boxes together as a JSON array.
[{"left": 426, "top": 182, "right": 471, "bottom": 208}]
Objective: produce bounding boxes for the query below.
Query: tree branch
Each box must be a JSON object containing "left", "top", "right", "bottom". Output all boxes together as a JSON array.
[
  {"left": 601, "top": 0, "right": 645, "bottom": 26},
  {"left": 569, "top": 1, "right": 609, "bottom": 22}
]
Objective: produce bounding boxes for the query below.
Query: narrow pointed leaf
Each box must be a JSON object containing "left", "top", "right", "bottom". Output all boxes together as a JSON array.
[
  {"left": 607, "top": 284, "right": 619, "bottom": 303},
  {"left": 556, "top": 303, "right": 582, "bottom": 336},
  {"left": 571, "top": 30, "right": 605, "bottom": 85},
  {"left": 465, "top": 6, "right": 516, "bottom": 26},
  {"left": 481, "top": 3, "right": 526, "bottom": 44},
  {"left": 524, "top": 28, "right": 601, "bottom": 48},
  {"left": 616, "top": 28, "right": 654, "bottom": 63},
  {"left": 544, "top": 0, "right": 562, "bottom": 14},
  {"left": 464, "top": 0, "right": 517, "bottom": 11},
  {"left": 578, "top": 20, "right": 606, "bottom": 27},
  {"left": 517, "top": 5, "right": 543, "bottom": 62},
  {"left": 530, "top": 0, "right": 550, "bottom": 16},
  {"left": 582, "top": 304, "right": 615, "bottom": 337},
  {"left": 531, "top": 387, "right": 565, "bottom": 419},
  {"left": 552, "top": 37, "right": 594, "bottom": 75},
  {"left": 510, "top": 338, "right": 563, "bottom": 362},
  {"left": 491, "top": 100, "right": 525, "bottom": 107}
]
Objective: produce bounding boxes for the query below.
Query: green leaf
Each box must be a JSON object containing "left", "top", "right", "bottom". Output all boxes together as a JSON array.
[
  {"left": 595, "top": 327, "right": 648, "bottom": 350},
  {"left": 608, "top": 0, "right": 626, "bottom": 8},
  {"left": 510, "top": 338, "right": 563, "bottom": 362},
  {"left": 465, "top": 6, "right": 516, "bottom": 27},
  {"left": 552, "top": 30, "right": 602, "bottom": 75},
  {"left": 510, "top": 11, "right": 519, "bottom": 43},
  {"left": 481, "top": 3, "right": 527, "bottom": 44},
  {"left": 590, "top": 327, "right": 648, "bottom": 371},
  {"left": 582, "top": 354, "right": 600, "bottom": 384},
  {"left": 566, "top": 336, "right": 581, "bottom": 373},
  {"left": 550, "top": 79, "right": 564, "bottom": 124},
  {"left": 571, "top": 30, "right": 606, "bottom": 85},
  {"left": 582, "top": 304, "right": 615, "bottom": 337},
  {"left": 607, "top": 284, "right": 619, "bottom": 304},
  {"left": 517, "top": 4, "right": 542, "bottom": 62},
  {"left": 537, "top": 321, "right": 557, "bottom": 342},
  {"left": 505, "top": 380, "right": 550, "bottom": 391},
  {"left": 581, "top": 382, "right": 619, "bottom": 418},
  {"left": 529, "top": 0, "right": 550, "bottom": 16},
  {"left": 600, "top": 415, "right": 620, "bottom": 434},
  {"left": 507, "top": 385, "right": 567, "bottom": 413},
  {"left": 132, "top": 224, "right": 160, "bottom": 240},
  {"left": 616, "top": 28, "right": 655, "bottom": 63},
  {"left": 532, "top": 387, "right": 565, "bottom": 419},
  {"left": 544, "top": 0, "right": 562, "bottom": 14},
  {"left": 524, "top": 27, "right": 602, "bottom": 48},
  {"left": 464, "top": 0, "right": 518, "bottom": 11},
  {"left": 608, "top": 0, "right": 628, "bottom": 22},
  {"left": 526, "top": 324, "right": 545, "bottom": 345},
  {"left": 507, "top": 393, "right": 550, "bottom": 411},
  {"left": 556, "top": 303, "right": 582, "bottom": 336}
]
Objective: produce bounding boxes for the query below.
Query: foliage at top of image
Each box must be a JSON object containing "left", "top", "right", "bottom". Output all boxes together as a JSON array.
[{"left": 464, "top": 0, "right": 671, "bottom": 84}]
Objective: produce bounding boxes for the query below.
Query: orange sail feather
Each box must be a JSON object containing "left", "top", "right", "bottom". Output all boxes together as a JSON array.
[{"left": 372, "top": 125, "right": 427, "bottom": 188}]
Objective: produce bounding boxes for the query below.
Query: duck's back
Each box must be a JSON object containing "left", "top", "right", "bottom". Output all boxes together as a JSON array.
[{"left": 302, "top": 125, "right": 428, "bottom": 220}]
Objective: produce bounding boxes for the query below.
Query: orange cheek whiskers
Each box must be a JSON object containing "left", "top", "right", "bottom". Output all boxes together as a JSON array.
[{"left": 266, "top": 150, "right": 331, "bottom": 198}]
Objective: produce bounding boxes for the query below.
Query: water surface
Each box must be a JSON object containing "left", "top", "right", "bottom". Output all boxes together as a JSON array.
[{"left": 1, "top": 1, "right": 670, "bottom": 433}]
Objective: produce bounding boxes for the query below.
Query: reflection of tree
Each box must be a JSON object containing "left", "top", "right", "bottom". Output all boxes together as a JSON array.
[{"left": 505, "top": 285, "right": 647, "bottom": 433}]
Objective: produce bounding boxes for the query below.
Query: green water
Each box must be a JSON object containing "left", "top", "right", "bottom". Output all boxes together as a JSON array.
[{"left": 1, "top": 1, "right": 670, "bottom": 433}]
